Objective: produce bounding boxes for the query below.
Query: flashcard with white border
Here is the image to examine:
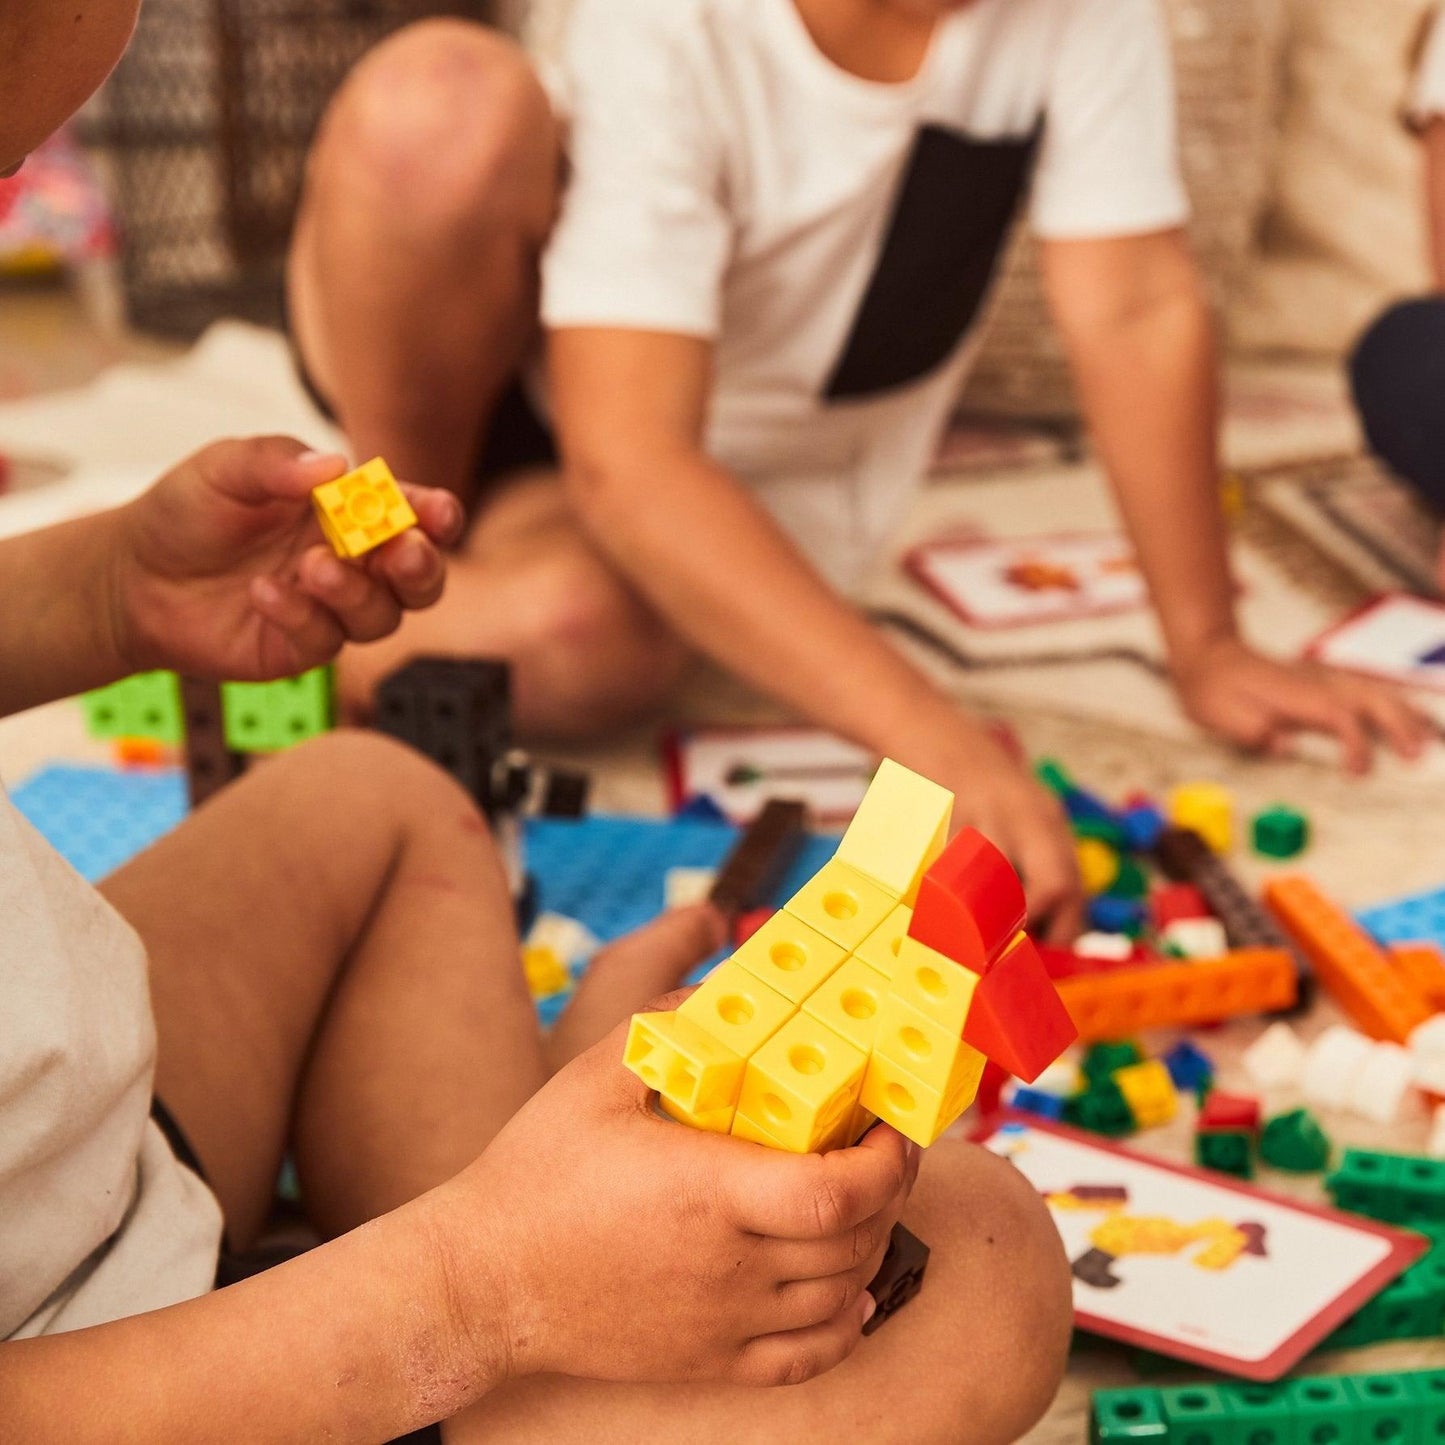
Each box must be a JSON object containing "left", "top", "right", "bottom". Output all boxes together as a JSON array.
[
  {"left": 974, "top": 1114, "right": 1425, "bottom": 1380},
  {"left": 1306, "top": 594, "right": 1445, "bottom": 695}
]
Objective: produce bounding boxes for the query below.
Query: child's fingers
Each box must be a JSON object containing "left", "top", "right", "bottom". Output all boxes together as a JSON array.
[
  {"left": 770, "top": 1253, "right": 882, "bottom": 1335},
  {"left": 1356, "top": 687, "right": 1434, "bottom": 759},
  {"left": 297, "top": 547, "right": 404, "bottom": 643},
  {"left": 722, "top": 1122, "right": 912, "bottom": 1241},
  {"left": 593, "top": 904, "right": 730, "bottom": 979},
  {"left": 196, "top": 437, "right": 349, "bottom": 506},
  {"left": 399, "top": 483, "right": 466, "bottom": 548},
  {"left": 728, "top": 1294, "right": 874, "bottom": 1388},
  {"left": 768, "top": 1205, "right": 897, "bottom": 1284},
  {"left": 364, "top": 530, "right": 448, "bottom": 612},
  {"left": 249, "top": 575, "right": 345, "bottom": 659}
]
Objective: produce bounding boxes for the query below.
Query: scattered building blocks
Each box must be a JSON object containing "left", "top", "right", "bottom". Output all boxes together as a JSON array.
[
  {"left": 1162, "top": 1040, "right": 1214, "bottom": 1093},
  {"left": 1155, "top": 828, "right": 1298, "bottom": 958},
  {"left": 1242, "top": 1021, "right": 1307, "bottom": 1091},
  {"left": 707, "top": 798, "right": 807, "bottom": 919},
  {"left": 1056, "top": 949, "right": 1297, "bottom": 1042},
  {"left": 1159, "top": 917, "right": 1228, "bottom": 960},
  {"left": 1066, "top": 1077, "right": 1137, "bottom": 1138},
  {"left": 219, "top": 667, "right": 333, "bottom": 752},
  {"left": 1194, "top": 1128, "right": 1253, "bottom": 1178},
  {"left": 1260, "top": 1108, "right": 1331, "bottom": 1172},
  {"left": 1392, "top": 943, "right": 1445, "bottom": 1011},
  {"left": 81, "top": 669, "right": 185, "bottom": 744},
  {"left": 1114, "top": 1060, "right": 1177, "bottom": 1128},
  {"left": 1089, "top": 895, "right": 1147, "bottom": 936},
  {"left": 1150, "top": 881, "right": 1212, "bottom": 930},
  {"left": 1120, "top": 801, "right": 1166, "bottom": 853},
  {"left": 1168, "top": 782, "right": 1233, "bottom": 854},
  {"left": 1266, "top": 876, "right": 1433, "bottom": 1043},
  {"left": 1107, "top": 856, "right": 1149, "bottom": 902},
  {"left": 1252, "top": 803, "right": 1309, "bottom": 859},
  {"left": 833, "top": 757, "right": 951, "bottom": 905},
  {"left": 1008, "top": 1084, "right": 1067, "bottom": 1120},
  {"left": 1327, "top": 1147, "right": 1445, "bottom": 1224},
  {"left": 1032, "top": 1056, "right": 1084, "bottom": 1097},
  {"left": 907, "top": 826, "right": 1025, "bottom": 969},
  {"left": 1084, "top": 1042, "right": 1143, "bottom": 1083},
  {"left": 1074, "top": 931, "right": 1134, "bottom": 963},
  {"left": 862, "top": 1222, "right": 929, "bottom": 1335},
  {"left": 1077, "top": 837, "right": 1120, "bottom": 895},
  {"left": 311, "top": 456, "right": 417, "bottom": 559},
  {"left": 1198, "top": 1090, "right": 1262, "bottom": 1135},
  {"left": 1302, "top": 1025, "right": 1375, "bottom": 1111},
  {"left": 1349, "top": 1041, "right": 1416, "bottom": 1125},
  {"left": 625, "top": 760, "right": 1074, "bottom": 1153},
  {"left": 1359, "top": 884, "right": 1445, "bottom": 954}
]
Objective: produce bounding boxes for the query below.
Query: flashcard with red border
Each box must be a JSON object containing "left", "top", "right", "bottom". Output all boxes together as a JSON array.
[
  {"left": 904, "top": 531, "right": 1147, "bottom": 629},
  {"left": 973, "top": 1114, "right": 1426, "bottom": 1380},
  {"left": 1304, "top": 593, "right": 1445, "bottom": 695}
]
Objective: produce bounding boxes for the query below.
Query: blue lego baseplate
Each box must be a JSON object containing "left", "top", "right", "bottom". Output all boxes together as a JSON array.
[
  {"left": 10, "top": 764, "right": 841, "bottom": 1024},
  {"left": 10, "top": 765, "right": 188, "bottom": 881},
  {"left": 1359, "top": 885, "right": 1445, "bottom": 953}
]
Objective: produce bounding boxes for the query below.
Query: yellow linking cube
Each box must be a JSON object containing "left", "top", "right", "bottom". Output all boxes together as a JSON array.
[
  {"left": 312, "top": 457, "right": 418, "bottom": 559},
  {"left": 1168, "top": 781, "right": 1234, "bottom": 855}
]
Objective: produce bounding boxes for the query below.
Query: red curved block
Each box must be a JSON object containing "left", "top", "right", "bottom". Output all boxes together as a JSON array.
[
  {"left": 908, "top": 828, "right": 1025, "bottom": 971},
  {"left": 962, "top": 933, "right": 1078, "bottom": 1083}
]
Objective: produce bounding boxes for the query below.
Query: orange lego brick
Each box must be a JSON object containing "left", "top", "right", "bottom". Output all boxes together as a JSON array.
[
  {"left": 1390, "top": 944, "right": 1445, "bottom": 1012},
  {"left": 1056, "top": 949, "right": 1297, "bottom": 1042},
  {"left": 1264, "top": 877, "right": 1432, "bottom": 1043}
]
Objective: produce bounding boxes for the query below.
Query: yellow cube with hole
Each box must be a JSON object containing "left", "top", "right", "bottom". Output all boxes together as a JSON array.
[
  {"left": 835, "top": 758, "right": 953, "bottom": 904},
  {"left": 1113, "top": 1059, "right": 1177, "bottom": 1128},
  {"left": 678, "top": 959, "right": 795, "bottom": 1058},
  {"left": 623, "top": 1010, "right": 744, "bottom": 1117},
  {"left": 733, "top": 1014, "right": 868, "bottom": 1153},
  {"left": 660, "top": 1092, "right": 735, "bottom": 1135},
  {"left": 784, "top": 858, "right": 897, "bottom": 953},
  {"left": 731, "top": 909, "right": 847, "bottom": 1004},
  {"left": 311, "top": 457, "right": 418, "bottom": 559},
  {"left": 853, "top": 903, "right": 913, "bottom": 981},
  {"left": 889, "top": 936, "right": 981, "bottom": 1035},
  {"left": 860, "top": 1041, "right": 985, "bottom": 1148},
  {"left": 872, "top": 989, "right": 977, "bottom": 1096},
  {"left": 802, "top": 955, "right": 888, "bottom": 1055}
]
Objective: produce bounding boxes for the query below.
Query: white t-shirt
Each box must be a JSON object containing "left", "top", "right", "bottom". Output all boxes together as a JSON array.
[
  {"left": 1412, "top": 11, "right": 1445, "bottom": 124},
  {"left": 0, "top": 786, "right": 223, "bottom": 1341},
  {"left": 542, "top": 0, "right": 1188, "bottom": 588}
]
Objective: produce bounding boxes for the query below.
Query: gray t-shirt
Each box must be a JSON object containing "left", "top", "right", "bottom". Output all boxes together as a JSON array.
[{"left": 1, "top": 786, "right": 223, "bottom": 1340}]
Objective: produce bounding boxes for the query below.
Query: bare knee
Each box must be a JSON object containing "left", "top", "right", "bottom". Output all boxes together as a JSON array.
[{"left": 306, "top": 20, "right": 557, "bottom": 237}]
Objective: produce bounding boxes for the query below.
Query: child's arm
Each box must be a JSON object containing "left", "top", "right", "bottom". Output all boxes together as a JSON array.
[
  {"left": 1427, "top": 117, "right": 1445, "bottom": 290},
  {"left": 548, "top": 327, "right": 1082, "bottom": 940},
  {"left": 0, "top": 438, "right": 461, "bottom": 719},
  {"left": 1042, "top": 229, "right": 1436, "bottom": 772},
  {"left": 0, "top": 1024, "right": 913, "bottom": 1440}
]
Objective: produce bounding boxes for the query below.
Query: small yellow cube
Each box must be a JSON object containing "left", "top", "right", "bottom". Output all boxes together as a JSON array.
[
  {"left": 1168, "top": 781, "right": 1233, "bottom": 854},
  {"left": 734, "top": 1014, "right": 868, "bottom": 1153},
  {"left": 785, "top": 858, "right": 897, "bottom": 953},
  {"left": 889, "top": 936, "right": 981, "bottom": 1035},
  {"left": 623, "top": 1010, "right": 744, "bottom": 1116},
  {"left": 802, "top": 955, "right": 888, "bottom": 1055},
  {"left": 678, "top": 959, "right": 796, "bottom": 1059},
  {"left": 1113, "top": 1059, "right": 1178, "bottom": 1128},
  {"left": 853, "top": 903, "right": 913, "bottom": 980},
  {"left": 312, "top": 457, "right": 418, "bottom": 559},
  {"left": 871, "top": 988, "right": 976, "bottom": 1095},
  {"left": 835, "top": 758, "right": 953, "bottom": 904},
  {"left": 860, "top": 1042, "right": 984, "bottom": 1148},
  {"left": 522, "top": 944, "right": 570, "bottom": 998},
  {"left": 731, "top": 909, "right": 847, "bottom": 1004}
]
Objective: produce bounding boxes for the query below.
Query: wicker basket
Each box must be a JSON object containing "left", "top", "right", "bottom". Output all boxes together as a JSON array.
[
  {"left": 94, "top": 0, "right": 499, "bottom": 337},
  {"left": 960, "top": 0, "right": 1281, "bottom": 422}
]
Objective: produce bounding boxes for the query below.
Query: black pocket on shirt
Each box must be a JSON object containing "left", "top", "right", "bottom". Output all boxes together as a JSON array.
[{"left": 823, "top": 121, "right": 1043, "bottom": 402}]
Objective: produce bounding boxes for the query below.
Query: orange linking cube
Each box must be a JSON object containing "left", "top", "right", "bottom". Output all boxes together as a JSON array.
[
  {"left": 623, "top": 759, "right": 1078, "bottom": 1151},
  {"left": 311, "top": 457, "right": 418, "bottom": 559}
]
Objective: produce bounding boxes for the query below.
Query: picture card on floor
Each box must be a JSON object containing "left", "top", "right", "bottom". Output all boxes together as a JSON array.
[
  {"left": 1306, "top": 594, "right": 1445, "bottom": 695},
  {"left": 974, "top": 1114, "right": 1425, "bottom": 1380},
  {"left": 904, "top": 531, "right": 1147, "bottom": 628}
]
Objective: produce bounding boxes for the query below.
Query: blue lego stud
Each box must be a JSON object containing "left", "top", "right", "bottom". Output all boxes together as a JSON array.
[
  {"left": 1120, "top": 802, "right": 1166, "bottom": 854},
  {"left": 1088, "top": 894, "right": 1147, "bottom": 936}
]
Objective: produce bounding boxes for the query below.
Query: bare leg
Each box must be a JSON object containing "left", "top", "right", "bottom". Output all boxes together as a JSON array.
[
  {"left": 445, "top": 1140, "right": 1072, "bottom": 1445},
  {"left": 100, "top": 732, "right": 546, "bottom": 1246},
  {"left": 336, "top": 473, "right": 694, "bottom": 740},
  {"left": 287, "top": 21, "right": 559, "bottom": 497}
]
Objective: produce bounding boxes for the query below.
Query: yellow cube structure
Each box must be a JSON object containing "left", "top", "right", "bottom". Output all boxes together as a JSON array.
[
  {"left": 732, "top": 909, "right": 847, "bottom": 1004},
  {"left": 853, "top": 903, "right": 912, "bottom": 980},
  {"left": 835, "top": 758, "right": 953, "bottom": 904},
  {"left": 860, "top": 1043, "right": 985, "bottom": 1147},
  {"left": 734, "top": 1014, "right": 868, "bottom": 1153},
  {"left": 623, "top": 1010, "right": 744, "bottom": 1117},
  {"left": 890, "top": 937, "right": 980, "bottom": 1036},
  {"left": 678, "top": 960, "right": 795, "bottom": 1059},
  {"left": 802, "top": 956, "right": 888, "bottom": 1055},
  {"left": 312, "top": 457, "right": 418, "bottom": 559},
  {"left": 785, "top": 858, "right": 897, "bottom": 953}
]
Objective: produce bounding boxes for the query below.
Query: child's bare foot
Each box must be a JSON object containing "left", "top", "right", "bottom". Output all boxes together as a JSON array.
[{"left": 545, "top": 903, "right": 728, "bottom": 1072}]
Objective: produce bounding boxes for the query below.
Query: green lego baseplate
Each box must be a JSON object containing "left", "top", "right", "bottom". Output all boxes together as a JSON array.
[
  {"left": 1092, "top": 1368, "right": 1445, "bottom": 1444},
  {"left": 82, "top": 667, "right": 333, "bottom": 753}
]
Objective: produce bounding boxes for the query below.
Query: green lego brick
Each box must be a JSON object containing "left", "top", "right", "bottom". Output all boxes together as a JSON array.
[
  {"left": 1288, "top": 1376, "right": 1361, "bottom": 1445},
  {"left": 81, "top": 670, "right": 184, "bottom": 744},
  {"left": 1196, "top": 1128, "right": 1254, "bottom": 1179},
  {"left": 1162, "top": 1385, "right": 1235, "bottom": 1445},
  {"left": 1036, "top": 758, "right": 1073, "bottom": 796},
  {"left": 1224, "top": 1381, "right": 1299, "bottom": 1445},
  {"left": 1342, "top": 1373, "right": 1422, "bottom": 1445},
  {"left": 1084, "top": 1041, "right": 1144, "bottom": 1083},
  {"left": 1092, "top": 1388, "right": 1170, "bottom": 1443},
  {"left": 220, "top": 667, "right": 334, "bottom": 753},
  {"left": 1252, "top": 805, "right": 1309, "bottom": 860},
  {"left": 1325, "top": 1243, "right": 1445, "bottom": 1349},
  {"left": 1260, "top": 1109, "right": 1331, "bottom": 1174},
  {"left": 1328, "top": 1151, "right": 1445, "bottom": 1226},
  {"left": 1402, "top": 1371, "right": 1445, "bottom": 1440},
  {"left": 1107, "top": 856, "right": 1150, "bottom": 902},
  {"left": 1067, "top": 1078, "right": 1138, "bottom": 1137}
]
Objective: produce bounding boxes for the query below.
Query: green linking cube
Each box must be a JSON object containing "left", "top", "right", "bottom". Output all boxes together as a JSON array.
[
  {"left": 220, "top": 667, "right": 334, "bottom": 753},
  {"left": 81, "top": 670, "right": 184, "bottom": 745}
]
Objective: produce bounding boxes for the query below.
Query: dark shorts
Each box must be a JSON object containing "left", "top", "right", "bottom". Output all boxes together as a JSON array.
[
  {"left": 151, "top": 1097, "right": 445, "bottom": 1445},
  {"left": 288, "top": 323, "right": 557, "bottom": 489}
]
